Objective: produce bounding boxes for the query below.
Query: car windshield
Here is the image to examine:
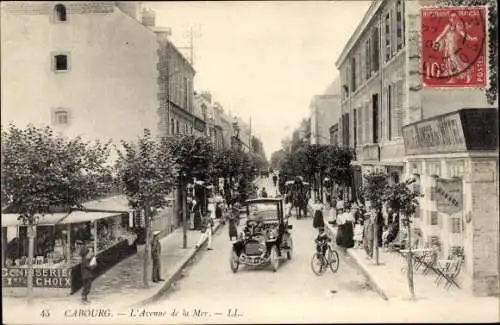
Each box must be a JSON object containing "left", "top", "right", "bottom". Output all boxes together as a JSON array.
[{"left": 247, "top": 202, "right": 279, "bottom": 221}]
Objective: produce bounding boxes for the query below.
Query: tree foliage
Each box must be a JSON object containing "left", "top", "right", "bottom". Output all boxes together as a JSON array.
[
  {"left": 115, "top": 129, "right": 178, "bottom": 210},
  {"left": 318, "top": 145, "right": 356, "bottom": 187},
  {"left": 164, "top": 135, "right": 214, "bottom": 182},
  {"left": 1, "top": 124, "right": 112, "bottom": 223},
  {"left": 440, "top": 0, "right": 498, "bottom": 104},
  {"left": 360, "top": 171, "right": 388, "bottom": 209},
  {"left": 383, "top": 178, "right": 424, "bottom": 221}
]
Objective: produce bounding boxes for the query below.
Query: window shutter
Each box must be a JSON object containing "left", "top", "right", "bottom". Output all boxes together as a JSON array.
[{"left": 392, "top": 80, "right": 404, "bottom": 138}]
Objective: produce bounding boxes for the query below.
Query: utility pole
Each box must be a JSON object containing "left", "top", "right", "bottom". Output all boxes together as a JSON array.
[{"left": 179, "top": 24, "right": 201, "bottom": 66}]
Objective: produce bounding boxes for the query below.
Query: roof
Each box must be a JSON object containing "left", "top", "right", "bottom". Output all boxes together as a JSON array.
[
  {"left": 1, "top": 213, "right": 69, "bottom": 227},
  {"left": 335, "top": 1, "right": 384, "bottom": 68},
  {"left": 58, "top": 211, "right": 122, "bottom": 225}
]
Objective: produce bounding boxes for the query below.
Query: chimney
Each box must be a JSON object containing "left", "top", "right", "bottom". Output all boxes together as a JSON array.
[
  {"left": 142, "top": 8, "right": 155, "bottom": 27},
  {"left": 115, "top": 1, "right": 142, "bottom": 21}
]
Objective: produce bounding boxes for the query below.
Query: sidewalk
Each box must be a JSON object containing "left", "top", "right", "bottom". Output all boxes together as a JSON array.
[
  {"left": 325, "top": 221, "right": 499, "bottom": 307},
  {"left": 77, "top": 220, "right": 223, "bottom": 307}
]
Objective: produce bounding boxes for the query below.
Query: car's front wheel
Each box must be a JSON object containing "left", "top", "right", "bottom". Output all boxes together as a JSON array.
[
  {"left": 270, "top": 245, "right": 279, "bottom": 272},
  {"left": 230, "top": 250, "right": 239, "bottom": 273}
]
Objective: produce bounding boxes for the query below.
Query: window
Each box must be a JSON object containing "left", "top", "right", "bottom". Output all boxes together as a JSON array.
[
  {"left": 54, "top": 4, "right": 67, "bottom": 22},
  {"left": 371, "top": 27, "right": 380, "bottom": 73},
  {"left": 53, "top": 109, "right": 69, "bottom": 125},
  {"left": 450, "top": 218, "right": 461, "bottom": 234},
  {"left": 53, "top": 53, "right": 69, "bottom": 72},
  {"left": 350, "top": 57, "right": 356, "bottom": 92},
  {"left": 183, "top": 77, "right": 189, "bottom": 111},
  {"left": 393, "top": 80, "right": 403, "bottom": 138},
  {"left": 372, "top": 93, "right": 379, "bottom": 143},
  {"left": 170, "top": 118, "right": 175, "bottom": 135},
  {"left": 353, "top": 108, "right": 358, "bottom": 147},
  {"left": 384, "top": 12, "right": 392, "bottom": 62},
  {"left": 430, "top": 211, "right": 439, "bottom": 225},
  {"left": 387, "top": 84, "right": 392, "bottom": 140},
  {"left": 184, "top": 123, "right": 188, "bottom": 134},
  {"left": 365, "top": 40, "right": 371, "bottom": 80},
  {"left": 201, "top": 104, "right": 207, "bottom": 121},
  {"left": 176, "top": 120, "right": 180, "bottom": 134},
  {"left": 396, "top": 0, "right": 405, "bottom": 51}
]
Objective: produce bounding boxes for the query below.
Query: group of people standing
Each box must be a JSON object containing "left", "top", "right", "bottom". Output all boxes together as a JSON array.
[{"left": 312, "top": 195, "right": 401, "bottom": 260}]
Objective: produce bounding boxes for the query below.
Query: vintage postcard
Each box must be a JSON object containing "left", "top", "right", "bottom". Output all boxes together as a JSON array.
[{"left": 1, "top": 0, "right": 498, "bottom": 324}]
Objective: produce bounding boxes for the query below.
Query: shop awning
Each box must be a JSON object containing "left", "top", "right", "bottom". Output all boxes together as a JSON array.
[
  {"left": 1, "top": 213, "right": 69, "bottom": 227},
  {"left": 58, "top": 211, "right": 122, "bottom": 224}
]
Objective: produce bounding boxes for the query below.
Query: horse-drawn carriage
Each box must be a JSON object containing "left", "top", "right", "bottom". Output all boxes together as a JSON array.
[{"left": 284, "top": 177, "right": 310, "bottom": 219}]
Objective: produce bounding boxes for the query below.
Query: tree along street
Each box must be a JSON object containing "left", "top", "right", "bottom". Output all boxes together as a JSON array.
[{"left": 153, "top": 177, "right": 379, "bottom": 305}]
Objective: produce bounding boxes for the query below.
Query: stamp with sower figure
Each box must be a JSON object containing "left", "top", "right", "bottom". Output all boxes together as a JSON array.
[{"left": 420, "top": 6, "right": 487, "bottom": 88}]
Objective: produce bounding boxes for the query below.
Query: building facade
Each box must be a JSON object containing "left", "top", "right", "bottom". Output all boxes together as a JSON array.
[
  {"left": 336, "top": 0, "right": 498, "bottom": 296},
  {"left": 157, "top": 37, "right": 196, "bottom": 138},
  {"left": 1, "top": 1, "right": 160, "bottom": 149},
  {"left": 310, "top": 78, "right": 341, "bottom": 145},
  {"left": 0, "top": 1, "right": 197, "bottom": 233}
]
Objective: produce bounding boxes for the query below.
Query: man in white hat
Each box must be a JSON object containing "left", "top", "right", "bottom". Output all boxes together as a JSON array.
[{"left": 151, "top": 231, "right": 164, "bottom": 282}]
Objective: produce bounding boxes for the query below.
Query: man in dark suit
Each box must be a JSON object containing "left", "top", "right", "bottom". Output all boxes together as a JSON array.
[
  {"left": 151, "top": 231, "right": 164, "bottom": 283},
  {"left": 80, "top": 245, "right": 95, "bottom": 304}
]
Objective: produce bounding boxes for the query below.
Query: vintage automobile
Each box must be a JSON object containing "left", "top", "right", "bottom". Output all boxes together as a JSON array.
[{"left": 230, "top": 198, "right": 293, "bottom": 272}]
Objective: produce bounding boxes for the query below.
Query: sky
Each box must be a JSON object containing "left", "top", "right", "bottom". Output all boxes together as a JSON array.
[{"left": 145, "top": 1, "right": 371, "bottom": 157}]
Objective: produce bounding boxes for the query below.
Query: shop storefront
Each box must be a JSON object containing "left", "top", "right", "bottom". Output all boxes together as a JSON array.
[
  {"left": 1, "top": 209, "right": 137, "bottom": 297},
  {"left": 402, "top": 108, "right": 498, "bottom": 297}
]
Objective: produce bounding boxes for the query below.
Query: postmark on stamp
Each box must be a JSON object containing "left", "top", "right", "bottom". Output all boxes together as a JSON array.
[{"left": 420, "top": 6, "right": 487, "bottom": 88}]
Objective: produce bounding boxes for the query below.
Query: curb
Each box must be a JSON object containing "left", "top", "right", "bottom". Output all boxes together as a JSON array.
[
  {"left": 133, "top": 220, "right": 224, "bottom": 306},
  {"left": 325, "top": 222, "right": 389, "bottom": 301}
]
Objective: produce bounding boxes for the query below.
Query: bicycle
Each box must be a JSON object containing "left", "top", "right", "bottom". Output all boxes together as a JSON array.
[{"left": 311, "top": 243, "right": 340, "bottom": 275}]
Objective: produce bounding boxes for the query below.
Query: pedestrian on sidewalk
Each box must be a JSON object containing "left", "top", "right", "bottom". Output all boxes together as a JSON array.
[
  {"left": 79, "top": 244, "right": 96, "bottom": 304},
  {"left": 196, "top": 213, "right": 214, "bottom": 250},
  {"left": 336, "top": 205, "right": 354, "bottom": 255},
  {"left": 363, "top": 212, "right": 375, "bottom": 259},
  {"left": 151, "top": 231, "right": 164, "bottom": 283}
]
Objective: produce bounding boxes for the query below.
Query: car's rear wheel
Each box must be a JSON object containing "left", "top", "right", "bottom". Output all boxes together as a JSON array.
[
  {"left": 230, "top": 250, "right": 239, "bottom": 273},
  {"left": 270, "top": 246, "right": 279, "bottom": 272}
]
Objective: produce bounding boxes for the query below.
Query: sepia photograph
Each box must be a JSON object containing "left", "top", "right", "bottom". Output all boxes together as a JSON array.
[{"left": 1, "top": 0, "right": 498, "bottom": 324}]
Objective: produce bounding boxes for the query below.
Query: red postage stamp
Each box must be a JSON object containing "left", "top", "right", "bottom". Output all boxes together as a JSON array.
[{"left": 420, "top": 7, "right": 487, "bottom": 88}]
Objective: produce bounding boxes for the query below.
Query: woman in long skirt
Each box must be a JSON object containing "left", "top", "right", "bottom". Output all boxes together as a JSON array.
[
  {"left": 312, "top": 208, "right": 325, "bottom": 229},
  {"left": 336, "top": 206, "right": 354, "bottom": 254}
]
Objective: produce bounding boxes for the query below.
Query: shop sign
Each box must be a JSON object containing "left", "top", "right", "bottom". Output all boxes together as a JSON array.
[
  {"left": 2, "top": 267, "right": 72, "bottom": 288},
  {"left": 403, "top": 112, "right": 467, "bottom": 155},
  {"left": 435, "top": 179, "right": 462, "bottom": 215}
]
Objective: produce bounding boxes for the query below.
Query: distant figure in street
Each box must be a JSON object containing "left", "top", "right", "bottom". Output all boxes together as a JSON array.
[
  {"left": 196, "top": 214, "right": 214, "bottom": 250},
  {"left": 363, "top": 212, "right": 375, "bottom": 259},
  {"left": 228, "top": 206, "right": 239, "bottom": 241},
  {"left": 272, "top": 174, "right": 278, "bottom": 187},
  {"left": 79, "top": 245, "right": 96, "bottom": 304},
  {"left": 312, "top": 205, "right": 325, "bottom": 229},
  {"left": 260, "top": 187, "right": 268, "bottom": 198},
  {"left": 353, "top": 218, "right": 364, "bottom": 248},
  {"left": 151, "top": 231, "right": 164, "bottom": 283}
]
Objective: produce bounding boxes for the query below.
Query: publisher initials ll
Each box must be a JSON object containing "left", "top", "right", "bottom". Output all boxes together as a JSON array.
[{"left": 228, "top": 308, "right": 242, "bottom": 317}]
